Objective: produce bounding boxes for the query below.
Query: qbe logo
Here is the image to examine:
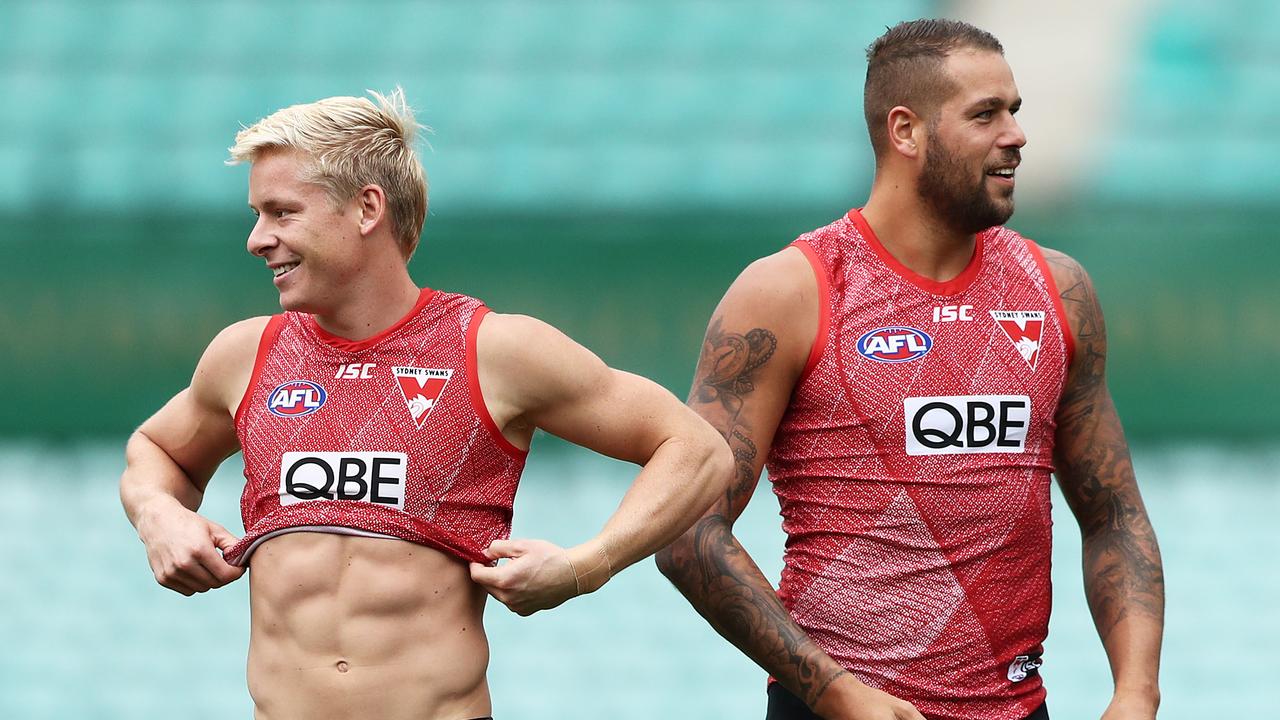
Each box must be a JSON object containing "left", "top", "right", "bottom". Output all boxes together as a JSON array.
[
  {"left": 903, "top": 395, "right": 1031, "bottom": 456},
  {"left": 278, "top": 452, "right": 407, "bottom": 510},
  {"left": 267, "top": 380, "right": 327, "bottom": 418}
]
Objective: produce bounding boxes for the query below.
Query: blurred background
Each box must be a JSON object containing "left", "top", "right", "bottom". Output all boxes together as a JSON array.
[{"left": 1, "top": 0, "right": 1276, "bottom": 717}]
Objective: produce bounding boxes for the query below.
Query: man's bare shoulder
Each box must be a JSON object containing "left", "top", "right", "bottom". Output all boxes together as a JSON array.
[
  {"left": 475, "top": 311, "right": 554, "bottom": 347},
  {"left": 1035, "top": 244, "right": 1090, "bottom": 292},
  {"left": 475, "top": 310, "right": 610, "bottom": 376},
  {"left": 724, "top": 246, "right": 819, "bottom": 318},
  {"left": 1033, "top": 245, "right": 1107, "bottom": 364},
  {"left": 695, "top": 245, "right": 822, "bottom": 395},
  {"left": 201, "top": 316, "right": 273, "bottom": 369},
  {"left": 192, "top": 316, "right": 274, "bottom": 409},
  {"left": 473, "top": 312, "right": 575, "bottom": 376}
]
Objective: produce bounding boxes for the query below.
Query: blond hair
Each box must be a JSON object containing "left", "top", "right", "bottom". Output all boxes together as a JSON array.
[{"left": 228, "top": 88, "right": 428, "bottom": 258}]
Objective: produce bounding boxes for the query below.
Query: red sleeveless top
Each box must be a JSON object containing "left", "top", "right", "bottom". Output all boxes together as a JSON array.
[
  {"left": 768, "top": 210, "right": 1072, "bottom": 720},
  {"left": 223, "top": 288, "right": 527, "bottom": 567}
]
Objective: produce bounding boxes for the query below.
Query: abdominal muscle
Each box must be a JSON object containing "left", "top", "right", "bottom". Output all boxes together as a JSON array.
[{"left": 246, "top": 532, "right": 492, "bottom": 720}]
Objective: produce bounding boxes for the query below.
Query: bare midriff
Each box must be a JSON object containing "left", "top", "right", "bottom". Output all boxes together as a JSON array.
[{"left": 246, "top": 533, "right": 491, "bottom": 720}]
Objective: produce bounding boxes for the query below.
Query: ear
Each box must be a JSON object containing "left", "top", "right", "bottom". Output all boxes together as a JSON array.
[
  {"left": 886, "top": 105, "right": 924, "bottom": 160},
  {"left": 354, "top": 184, "right": 388, "bottom": 238}
]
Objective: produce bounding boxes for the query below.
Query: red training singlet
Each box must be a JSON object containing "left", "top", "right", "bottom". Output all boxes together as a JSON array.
[
  {"left": 223, "top": 287, "right": 527, "bottom": 567},
  {"left": 767, "top": 210, "right": 1073, "bottom": 720}
]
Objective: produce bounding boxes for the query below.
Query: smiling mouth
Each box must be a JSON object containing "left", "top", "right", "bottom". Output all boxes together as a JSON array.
[
  {"left": 987, "top": 168, "right": 1016, "bottom": 180},
  {"left": 272, "top": 262, "right": 300, "bottom": 279}
]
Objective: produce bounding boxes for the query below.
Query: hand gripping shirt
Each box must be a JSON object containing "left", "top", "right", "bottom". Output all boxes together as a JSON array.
[
  {"left": 223, "top": 288, "right": 527, "bottom": 567},
  {"left": 767, "top": 210, "right": 1074, "bottom": 720}
]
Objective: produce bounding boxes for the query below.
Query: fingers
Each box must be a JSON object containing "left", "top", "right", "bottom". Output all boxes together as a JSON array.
[
  {"left": 207, "top": 521, "right": 240, "bottom": 551},
  {"left": 204, "top": 523, "right": 247, "bottom": 584},
  {"left": 469, "top": 561, "right": 508, "bottom": 590},
  {"left": 482, "top": 538, "right": 527, "bottom": 560},
  {"left": 183, "top": 558, "right": 225, "bottom": 590},
  {"left": 153, "top": 561, "right": 212, "bottom": 596},
  {"left": 469, "top": 540, "right": 576, "bottom": 617},
  {"left": 159, "top": 575, "right": 200, "bottom": 597},
  {"left": 900, "top": 702, "right": 927, "bottom": 720},
  {"left": 469, "top": 562, "right": 537, "bottom": 616},
  {"left": 148, "top": 527, "right": 245, "bottom": 596}
]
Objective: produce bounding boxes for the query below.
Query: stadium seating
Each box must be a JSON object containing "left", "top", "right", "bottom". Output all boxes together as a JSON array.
[
  {"left": 0, "top": 0, "right": 931, "bottom": 212},
  {"left": 1094, "top": 0, "right": 1280, "bottom": 203}
]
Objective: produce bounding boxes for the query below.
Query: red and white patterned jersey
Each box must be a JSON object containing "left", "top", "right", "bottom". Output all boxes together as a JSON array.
[
  {"left": 767, "top": 209, "right": 1073, "bottom": 720},
  {"left": 223, "top": 288, "right": 527, "bottom": 567}
]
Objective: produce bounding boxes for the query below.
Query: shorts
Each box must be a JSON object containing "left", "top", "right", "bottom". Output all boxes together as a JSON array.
[{"left": 764, "top": 682, "right": 1049, "bottom": 720}]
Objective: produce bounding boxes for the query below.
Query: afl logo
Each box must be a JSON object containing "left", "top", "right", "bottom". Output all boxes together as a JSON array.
[
  {"left": 267, "top": 380, "right": 327, "bottom": 418},
  {"left": 857, "top": 326, "right": 933, "bottom": 363}
]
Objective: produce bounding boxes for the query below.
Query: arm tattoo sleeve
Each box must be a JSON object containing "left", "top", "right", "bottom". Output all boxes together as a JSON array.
[
  {"left": 658, "top": 318, "right": 847, "bottom": 707},
  {"left": 693, "top": 319, "right": 776, "bottom": 507},
  {"left": 1047, "top": 252, "right": 1165, "bottom": 642}
]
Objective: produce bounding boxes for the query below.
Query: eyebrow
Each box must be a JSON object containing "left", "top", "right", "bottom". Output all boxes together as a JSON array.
[
  {"left": 248, "top": 198, "right": 289, "bottom": 213},
  {"left": 967, "top": 96, "right": 1022, "bottom": 112}
]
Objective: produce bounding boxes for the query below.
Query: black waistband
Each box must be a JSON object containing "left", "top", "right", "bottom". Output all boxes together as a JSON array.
[{"left": 765, "top": 682, "right": 1048, "bottom": 720}]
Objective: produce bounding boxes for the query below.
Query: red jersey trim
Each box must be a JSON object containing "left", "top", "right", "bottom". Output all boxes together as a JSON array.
[
  {"left": 234, "top": 315, "right": 285, "bottom": 426},
  {"left": 308, "top": 287, "right": 438, "bottom": 353},
  {"left": 1024, "top": 239, "right": 1076, "bottom": 369},
  {"left": 789, "top": 240, "right": 831, "bottom": 382},
  {"left": 466, "top": 306, "right": 528, "bottom": 459},
  {"left": 847, "top": 209, "right": 984, "bottom": 296}
]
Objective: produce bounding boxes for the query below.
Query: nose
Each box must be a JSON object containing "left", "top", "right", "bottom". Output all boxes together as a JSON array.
[
  {"left": 1002, "top": 115, "right": 1027, "bottom": 150},
  {"left": 246, "top": 215, "right": 276, "bottom": 257}
]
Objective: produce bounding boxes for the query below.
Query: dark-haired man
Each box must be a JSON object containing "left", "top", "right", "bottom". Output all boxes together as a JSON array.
[{"left": 657, "top": 19, "right": 1163, "bottom": 720}]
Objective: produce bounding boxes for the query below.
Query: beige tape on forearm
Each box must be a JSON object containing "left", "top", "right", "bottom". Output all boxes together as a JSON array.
[{"left": 568, "top": 544, "right": 613, "bottom": 596}]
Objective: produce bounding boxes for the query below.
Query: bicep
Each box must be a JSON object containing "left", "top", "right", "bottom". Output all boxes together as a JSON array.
[
  {"left": 1046, "top": 250, "right": 1139, "bottom": 530},
  {"left": 686, "top": 250, "right": 817, "bottom": 520},
  {"left": 134, "top": 319, "right": 262, "bottom": 488},
  {"left": 135, "top": 387, "right": 239, "bottom": 490},
  {"left": 517, "top": 327, "right": 697, "bottom": 464}
]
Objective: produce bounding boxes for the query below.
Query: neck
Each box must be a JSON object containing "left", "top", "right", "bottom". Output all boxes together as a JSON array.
[
  {"left": 861, "top": 178, "right": 978, "bottom": 282},
  {"left": 312, "top": 255, "right": 422, "bottom": 341}
]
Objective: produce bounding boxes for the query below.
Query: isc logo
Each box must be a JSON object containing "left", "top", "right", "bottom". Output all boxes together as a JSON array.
[
  {"left": 933, "top": 304, "right": 974, "bottom": 322},
  {"left": 278, "top": 452, "right": 407, "bottom": 509},
  {"left": 267, "top": 380, "right": 327, "bottom": 418},
  {"left": 903, "top": 395, "right": 1031, "bottom": 456},
  {"left": 335, "top": 363, "right": 376, "bottom": 379},
  {"left": 857, "top": 326, "right": 933, "bottom": 363}
]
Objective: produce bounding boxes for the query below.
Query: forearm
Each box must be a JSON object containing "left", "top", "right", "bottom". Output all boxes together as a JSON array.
[
  {"left": 1081, "top": 523, "right": 1164, "bottom": 702},
  {"left": 657, "top": 515, "right": 848, "bottom": 709},
  {"left": 120, "top": 430, "right": 206, "bottom": 530},
  {"left": 574, "top": 432, "right": 730, "bottom": 584}
]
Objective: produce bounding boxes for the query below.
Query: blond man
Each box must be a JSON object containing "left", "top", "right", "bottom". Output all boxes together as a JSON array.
[{"left": 120, "top": 89, "right": 732, "bottom": 720}]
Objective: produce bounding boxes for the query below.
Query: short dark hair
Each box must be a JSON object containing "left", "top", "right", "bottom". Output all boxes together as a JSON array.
[{"left": 864, "top": 19, "right": 1004, "bottom": 158}]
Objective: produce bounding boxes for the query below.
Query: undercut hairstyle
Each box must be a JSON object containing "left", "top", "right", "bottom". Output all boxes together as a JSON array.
[
  {"left": 864, "top": 19, "right": 1004, "bottom": 159},
  {"left": 228, "top": 88, "right": 429, "bottom": 259}
]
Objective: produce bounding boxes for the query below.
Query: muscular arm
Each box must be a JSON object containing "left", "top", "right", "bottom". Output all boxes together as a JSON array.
[
  {"left": 656, "top": 250, "right": 920, "bottom": 719},
  {"left": 120, "top": 318, "right": 265, "bottom": 594},
  {"left": 469, "top": 312, "right": 734, "bottom": 615},
  {"left": 1044, "top": 249, "right": 1163, "bottom": 717}
]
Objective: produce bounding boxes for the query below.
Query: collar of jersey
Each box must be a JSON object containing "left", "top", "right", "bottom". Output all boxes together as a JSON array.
[
  {"left": 847, "top": 208, "right": 985, "bottom": 296},
  {"left": 308, "top": 287, "right": 438, "bottom": 353}
]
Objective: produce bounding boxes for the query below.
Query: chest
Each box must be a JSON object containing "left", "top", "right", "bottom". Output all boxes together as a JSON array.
[{"left": 817, "top": 277, "right": 1067, "bottom": 457}]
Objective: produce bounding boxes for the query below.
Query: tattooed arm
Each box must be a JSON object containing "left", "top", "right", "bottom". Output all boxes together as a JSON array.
[
  {"left": 656, "top": 249, "right": 923, "bottom": 720},
  {"left": 1043, "top": 248, "right": 1164, "bottom": 720}
]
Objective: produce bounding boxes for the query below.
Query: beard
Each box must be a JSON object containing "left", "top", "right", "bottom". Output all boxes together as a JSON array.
[{"left": 917, "top": 129, "right": 1017, "bottom": 234}]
